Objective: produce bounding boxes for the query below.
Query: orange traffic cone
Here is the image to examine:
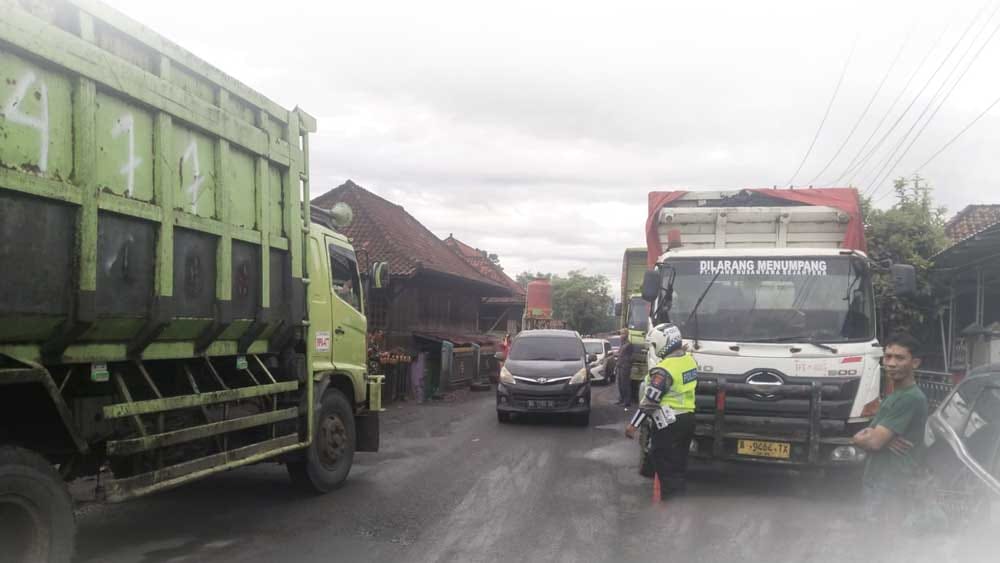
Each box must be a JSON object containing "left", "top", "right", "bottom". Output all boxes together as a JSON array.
[{"left": 653, "top": 473, "right": 662, "bottom": 503}]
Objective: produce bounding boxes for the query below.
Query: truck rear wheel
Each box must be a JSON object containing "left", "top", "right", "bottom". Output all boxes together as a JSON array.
[
  {"left": 287, "top": 389, "right": 356, "bottom": 494},
  {"left": 0, "top": 446, "right": 75, "bottom": 563}
]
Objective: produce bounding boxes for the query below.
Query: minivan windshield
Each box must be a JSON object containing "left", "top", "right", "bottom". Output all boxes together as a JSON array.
[
  {"left": 583, "top": 341, "right": 604, "bottom": 355},
  {"left": 510, "top": 337, "right": 584, "bottom": 362}
]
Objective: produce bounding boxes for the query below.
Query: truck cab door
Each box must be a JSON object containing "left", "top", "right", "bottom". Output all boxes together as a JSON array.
[{"left": 326, "top": 238, "right": 367, "bottom": 375}]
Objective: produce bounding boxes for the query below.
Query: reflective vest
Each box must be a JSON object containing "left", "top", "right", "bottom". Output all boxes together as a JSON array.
[{"left": 645, "top": 353, "right": 699, "bottom": 413}]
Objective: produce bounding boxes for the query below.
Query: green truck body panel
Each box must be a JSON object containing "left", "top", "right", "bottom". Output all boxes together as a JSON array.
[
  {"left": 0, "top": 0, "right": 378, "bottom": 501},
  {"left": 620, "top": 248, "right": 649, "bottom": 381},
  {"left": 0, "top": 0, "right": 307, "bottom": 361}
]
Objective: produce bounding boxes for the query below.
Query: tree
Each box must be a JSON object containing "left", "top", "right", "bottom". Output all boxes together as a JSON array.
[
  {"left": 550, "top": 271, "right": 615, "bottom": 335},
  {"left": 863, "top": 176, "right": 948, "bottom": 342}
]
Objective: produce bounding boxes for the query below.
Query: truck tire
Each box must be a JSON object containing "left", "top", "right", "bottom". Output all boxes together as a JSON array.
[
  {"left": 638, "top": 424, "right": 655, "bottom": 478},
  {"left": 0, "top": 446, "right": 75, "bottom": 563},
  {"left": 287, "top": 389, "right": 356, "bottom": 494}
]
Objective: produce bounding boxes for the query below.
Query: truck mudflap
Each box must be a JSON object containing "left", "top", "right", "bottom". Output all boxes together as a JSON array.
[
  {"left": 691, "top": 378, "right": 866, "bottom": 467},
  {"left": 355, "top": 374, "right": 383, "bottom": 453}
]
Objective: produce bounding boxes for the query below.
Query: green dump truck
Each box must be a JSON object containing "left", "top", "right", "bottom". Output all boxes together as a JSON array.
[
  {"left": 0, "top": 2, "right": 385, "bottom": 560},
  {"left": 619, "top": 248, "right": 650, "bottom": 396}
]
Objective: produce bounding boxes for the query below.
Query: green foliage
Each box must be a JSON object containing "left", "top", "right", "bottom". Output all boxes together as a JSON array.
[
  {"left": 515, "top": 270, "right": 615, "bottom": 334},
  {"left": 863, "top": 177, "right": 949, "bottom": 340},
  {"left": 550, "top": 271, "right": 615, "bottom": 335}
]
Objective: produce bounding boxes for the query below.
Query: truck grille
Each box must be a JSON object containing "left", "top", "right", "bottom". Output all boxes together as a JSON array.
[{"left": 696, "top": 374, "right": 859, "bottom": 419}]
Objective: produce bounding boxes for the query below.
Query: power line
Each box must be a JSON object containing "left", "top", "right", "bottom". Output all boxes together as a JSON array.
[
  {"left": 807, "top": 31, "right": 912, "bottom": 186},
  {"left": 866, "top": 1, "right": 1000, "bottom": 197},
  {"left": 785, "top": 37, "right": 858, "bottom": 187},
  {"left": 853, "top": 2, "right": 992, "bottom": 191},
  {"left": 912, "top": 90, "right": 1000, "bottom": 172},
  {"left": 836, "top": 21, "right": 955, "bottom": 185}
]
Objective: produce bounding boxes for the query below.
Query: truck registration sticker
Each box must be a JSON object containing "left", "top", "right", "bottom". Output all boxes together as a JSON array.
[{"left": 315, "top": 331, "right": 331, "bottom": 352}]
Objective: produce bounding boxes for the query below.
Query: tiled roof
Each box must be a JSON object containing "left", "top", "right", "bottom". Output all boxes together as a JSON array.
[
  {"left": 443, "top": 236, "right": 526, "bottom": 300},
  {"left": 312, "top": 181, "right": 511, "bottom": 294},
  {"left": 945, "top": 204, "right": 1000, "bottom": 244}
]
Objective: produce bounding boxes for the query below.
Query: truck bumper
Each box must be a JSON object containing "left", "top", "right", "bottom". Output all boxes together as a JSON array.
[{"left": 689, "top": 379, "right": 868, "bottom": 467}]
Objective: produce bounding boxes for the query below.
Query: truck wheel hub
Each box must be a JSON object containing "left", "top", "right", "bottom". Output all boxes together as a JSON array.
[
  {"left": 0, "top": 495, "right": 46, "bottom": 562},
  {"left": 318, "top": 415, "right": 347, "bottom": 468}
]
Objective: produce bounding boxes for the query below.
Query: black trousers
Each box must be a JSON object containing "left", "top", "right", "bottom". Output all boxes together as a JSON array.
[{"left": 650, "top": 412, "right": 695, "bottom": 492}]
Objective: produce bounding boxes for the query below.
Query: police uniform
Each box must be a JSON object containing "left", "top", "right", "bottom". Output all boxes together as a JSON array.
[{"left": 629, "top": 324, "right": 698, "bottom": 496}]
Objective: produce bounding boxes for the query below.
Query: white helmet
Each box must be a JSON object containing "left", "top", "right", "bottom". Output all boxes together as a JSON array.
[{"left": 647, "top": 323, "right": 683, "bottom": 359}]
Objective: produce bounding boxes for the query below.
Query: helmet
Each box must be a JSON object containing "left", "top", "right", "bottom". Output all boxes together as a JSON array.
[{"left": 647, "top": 323, "right": 683, "bottom": 359}]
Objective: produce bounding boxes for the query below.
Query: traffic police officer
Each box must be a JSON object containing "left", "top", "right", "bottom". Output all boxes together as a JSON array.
[{"left": 625, "top": 323, "right": 698, "bottom": 498}]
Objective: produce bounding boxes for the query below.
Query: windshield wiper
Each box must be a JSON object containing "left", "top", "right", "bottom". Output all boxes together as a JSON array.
[
  {"left": 686, "top": 270, "right": 722, "bottom": 350},
  {"left": 757, "top": 335, "right": 839, "bottom": 354}
]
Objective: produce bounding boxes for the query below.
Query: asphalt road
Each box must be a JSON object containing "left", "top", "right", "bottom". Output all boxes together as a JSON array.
[{"left": 73, "top": 384, "right": 996, "bottom": 563}]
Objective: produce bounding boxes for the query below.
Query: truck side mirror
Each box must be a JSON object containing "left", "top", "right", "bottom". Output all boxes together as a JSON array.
[
  {"left": 891, "top": 264, "right": 916, "bottom": 297},
  {"left": 587, "top": 354, "right": 598, "bottom": 363},
  {"left": 371, "top": 262, "right": 391, "bottom": 290},
  {"left": 641, "top": 270, "right": 659, "bottom": 302},
  {"left": 614, "top": 302, "right": 622, "bottom": 317}
]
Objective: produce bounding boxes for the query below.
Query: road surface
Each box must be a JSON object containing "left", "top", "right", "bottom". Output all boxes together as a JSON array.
[{"left": 73, "top": 384, "right": 995, "bottom": 563}]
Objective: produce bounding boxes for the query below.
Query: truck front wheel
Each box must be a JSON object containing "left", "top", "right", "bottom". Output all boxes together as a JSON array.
[
  {"left": 0, "top": 446, "right": 75, "bottom": 563},
  {"left": 287, "top": 389, "right": 356, "bottom": 494}
]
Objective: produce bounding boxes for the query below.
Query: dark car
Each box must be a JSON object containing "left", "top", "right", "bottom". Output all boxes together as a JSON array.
[
  {"left": 496, "top": 330, "right": 593, "bottom": 426},
  {"left": 925, "top": 364, "right": 1000, "bottom": 526}
]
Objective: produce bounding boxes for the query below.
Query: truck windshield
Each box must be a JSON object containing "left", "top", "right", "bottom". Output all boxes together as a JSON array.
[
  {"left": 664, "top": 256, "right": 874, "bottom": 342},
  {"left": 627, "top": 297, "right": 650, "bottom": 331}
]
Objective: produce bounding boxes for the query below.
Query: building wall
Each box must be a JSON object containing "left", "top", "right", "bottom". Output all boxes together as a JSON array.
[{"left": 380, "top": 277, "right": 485, "bottom": 351}]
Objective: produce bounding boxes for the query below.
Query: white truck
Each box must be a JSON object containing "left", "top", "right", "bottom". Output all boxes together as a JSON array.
[{"left": 638, "top": 188, "right": 914, "bottom": 472}]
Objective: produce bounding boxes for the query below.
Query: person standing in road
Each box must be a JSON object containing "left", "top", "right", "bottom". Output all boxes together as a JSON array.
[
  {"left": 626, "top": 323, "right": 698, "bottom": 499},
  {"left": 851, "top": 333, "right": 929, "bottom": 524},
  {"left": 615, "top": 328, "right": 635, "bottom": 407}
]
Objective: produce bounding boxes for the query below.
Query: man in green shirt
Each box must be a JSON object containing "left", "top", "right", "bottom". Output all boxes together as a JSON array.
[{"left": 852, "top": 333, "right": 929, "bottom": 522}]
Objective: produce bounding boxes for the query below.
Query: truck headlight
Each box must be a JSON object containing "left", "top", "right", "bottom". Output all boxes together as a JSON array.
[
  {"left": 499, "top": 366, "right": 515, "bottom": 385},
  {"left": 569, "top": 367, "right": 588, "bottom": 385}
]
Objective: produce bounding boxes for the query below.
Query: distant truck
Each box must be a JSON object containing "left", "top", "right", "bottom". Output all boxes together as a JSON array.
[
  {"left": 618, "top": 248, "right": 650, "bottom": 398},
  {"left": 522, "top": 278, "right": 561, "bottom": 331},
  {"left": 0, "top": 3, "right": 386, "bottom": 561},
  {"left": 637, "top": 188, "right": 914, "bottom": 473}
]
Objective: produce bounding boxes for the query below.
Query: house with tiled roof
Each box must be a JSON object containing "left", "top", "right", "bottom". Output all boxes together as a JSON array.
[
  {"left": 933, "top": 204, "right": 1000, "bottom": 373},
  {"left": 312, "top": 180, "right": 513, "bottom": 396},
  {"left": 443, "top": 235, "right": 526, "bottom": 337},
  {"left": 944, "top": 204, "right": 1000, "bottom": 245}
]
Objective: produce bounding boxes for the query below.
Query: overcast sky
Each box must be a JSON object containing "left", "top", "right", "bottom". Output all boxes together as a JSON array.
[{"left": 106, "top": 0, "right": 999, "bottom": 296}]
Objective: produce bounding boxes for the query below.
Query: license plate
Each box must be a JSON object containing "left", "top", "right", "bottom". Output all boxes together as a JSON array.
[
  {"left": 527, "top": 400, "right": 555, "bottom": 409},
  {"left": 737, "top": 439, "right": 791, "bottom": 459}
]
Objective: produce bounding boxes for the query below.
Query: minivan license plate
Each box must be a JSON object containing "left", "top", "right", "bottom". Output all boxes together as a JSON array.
[{"left": 527, "top": 400, "right": 555, "bottom": 409}]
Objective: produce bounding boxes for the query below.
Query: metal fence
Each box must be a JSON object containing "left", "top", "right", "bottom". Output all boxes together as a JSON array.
[{"left": 915, "top": 370, "right": 955, "bottom": 411}]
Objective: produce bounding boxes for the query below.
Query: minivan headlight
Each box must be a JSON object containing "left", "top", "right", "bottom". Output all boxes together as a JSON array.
[
  {"left": 499, "top": 365, "right": 515, "bottom": 385},
  {"left": 569, "top": 367, "right": 588, "bottom": 385}
]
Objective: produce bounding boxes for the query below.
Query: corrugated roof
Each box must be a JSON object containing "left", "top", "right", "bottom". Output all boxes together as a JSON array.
[
  {"left": 945, "top": 204, "right": 1000, "bottom": 244},
  {"left": 312, "top": 181, "right": 511, "bottom": 294},
  {"left": 443, "top": 236, "right": 526, "bottom": 299}
]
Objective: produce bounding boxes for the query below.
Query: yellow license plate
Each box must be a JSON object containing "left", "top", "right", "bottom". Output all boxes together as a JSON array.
[{"left": 737, "top": 439, "right": 791, "bottom": 459}]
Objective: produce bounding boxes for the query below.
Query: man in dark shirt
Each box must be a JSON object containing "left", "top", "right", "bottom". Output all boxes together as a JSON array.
[
  {"left": 615, "top": 329, "right": 635, "bottom": 408},
  {"left": 852, "top": 332, "right": 929, "bottom": 523}
]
